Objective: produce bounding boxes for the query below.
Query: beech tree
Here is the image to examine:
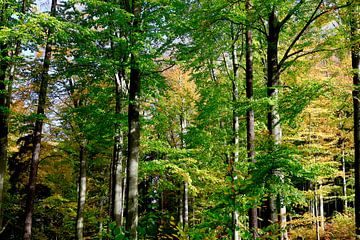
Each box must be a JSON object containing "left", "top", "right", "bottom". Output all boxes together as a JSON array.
[
  {"left": 23, "top": 0, "right": 57, "bottom": 238},
  {"left": 0, "top": 0, "right": 359, "bottom": 239}
]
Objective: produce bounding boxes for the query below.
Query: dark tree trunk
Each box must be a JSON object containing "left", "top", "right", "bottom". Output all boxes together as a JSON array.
[
  {"left": 23, "top": 1, "right": 56, "bottom": 237},
  {"left": 267, "top": 10, "right": 281, "bottom": 145},
  {"left": 125, "top": 52, "right": 141, "bottom": 240},
  {"left": 76, "top": 144, "right": 87, "bottom": 240},
  {"left": 267, "top": 10, "right": 287, "bottom": 239},
  {"left": 351, "top": 3, "right": 360, "bottom": 237},
  {"left": 246, "top": 1, "right": 258, "bottom": 237},
  {"left": 267, "top": 9, "right": 281, "bottom": 226}
]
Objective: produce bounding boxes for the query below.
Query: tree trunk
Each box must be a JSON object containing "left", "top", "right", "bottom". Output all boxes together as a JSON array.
[
  {"left": 125, "top": 0, "right": 142, "bottom": 238},
  {"left": 179, "top": 193, "right": 183, "bottom": 226},
  {"left": 0, "top": 42, "right": 9, "bottom": 232},
  {"left": 341, "top": 146, "right": 347, "bottom": 212},
  {"left": 111, "top": 71, "right": 125, "bottom": 227},
  {"left": 183, "top": 181, "right": 189, "bottom": 230},
  {"left": 319, "top": 185, "right": 324, "bottom": 230},
  {"left": 180, "top": 110, "right": 189, "bottom": 232},
  {"left": 23, "top": 1, "right": 55, "bottom": 238},
  {"left": 230, "top": 23, "right": 240, "bottom": 240},
  {"left": 351, "top": 2, "right": 360, "bottom": 237},
  {"left": 267, "top": 9, "right": 281, "bottom": 226},
  {"left": 267, "top": 10, "right": 287, "bottom": 239},
  {"left": 314, "top": 185, "right": 320, "bottom": 240},
  {"left": 246, "top": 0, "right": 258, "bottom": 237},
  {"left": 125, "top": 54, "right": 141, "bottom": 240},
  {"left": 76, "top": 144, "right": 87, "bottom": 240}
]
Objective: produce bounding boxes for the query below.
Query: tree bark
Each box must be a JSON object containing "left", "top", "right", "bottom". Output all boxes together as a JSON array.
[
  {"left": 245, "top": 0, "right": 258, "bottom": 238},
  {"left": 180, "top": 110, "right": 189, "bottom": 232},
  {"left": 267, "top": 9, "right": 281, "bottom": 226},
  {"left": 125, "top": 54, "right": 141, "bottom": 240},
  {"left": 111, "top": 71, "right": 125, "bottom": 227},
  {"left": 0, "top": 42, "right": 9, "bottom": 232},
  {"left": 76, "top": 144, "right": 87, "bottom": 240},
  {"left": 124, "top": 1, "right": 142, "bottom": 238},
  {"left": 267, "top": 9, "right": 287, "bottom": 239},
  {"left": 23, "top": 1, "right": 56, "bottom": 238},
  {"left": 319, "top": 184, "right": 324, "bottom": 230},
  {"left": 183, "top": 181, "right": 189, "bottom": 230},
  {"left": 230, "top": 24, "right": 240, "bottom": 240},
  {"left": 350, "top": 2, "right": 360, "bottom": 237},
  {"left": 341, "top": 146, "right": 347, "bottom": 212}
]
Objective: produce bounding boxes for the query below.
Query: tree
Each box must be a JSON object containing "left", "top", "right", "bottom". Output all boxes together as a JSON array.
[
  {"left": 23, "top": 0, "right": 57, "bottom": 238},
  {"left": 245, "top": 0, "right": 258, "bottom": 237},
  {"left": 350, "top": 1, "right": 360, "bottom": 237},
  {"left": 125, "top": 1, "right": 142, "bottom": 238}
]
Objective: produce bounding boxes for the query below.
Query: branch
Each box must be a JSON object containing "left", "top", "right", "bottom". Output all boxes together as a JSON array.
[
  {"left": 279, "top": 0, "right": 324, "bottom": 68},
  {"left": 279, "top": 48, "right": 336, "bottom": 74},
  {"left": 278, "top": 0, "right": 305, "bottom": 30},
  {"left": 279, "top": 1, "right": 352, "bottom": 68},
  {"left": 259, "top": 16, "right": 268, "bottom": 37}
]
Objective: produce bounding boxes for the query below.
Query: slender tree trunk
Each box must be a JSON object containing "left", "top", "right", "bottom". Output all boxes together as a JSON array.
[
  {"left": 314, "top": 184, "right": 320, "bottom": 240},
  {"left": 180, "top": 111, "right": 189, "bottom": 231},
  {"left": 245, "top": 0, "right": 258, "bottom": 238},
  {"left": 351, "top": 2, "right": 360, "bottom": 237},
  {"left": 179, "top": 192, "right": 183, "bottom": 226},
  {"left": 23, "top": 1, "right": 55, "bottom": 238},
  {"left": 0, "top": 43, "right": 9, "bottom": 232},
  {"left": 229, "top": 23, "right": 240, "bottom": 240},
  {"left": 183, "top": 181, "right": 189, "bottom": 230},
  {"left": 76, "top": 144, "right": 87, "bottom": 240},
  {"left": 341, "top": 146, "right": 347, "bottom": 212},
  {"left": 111, "top": 71, "right": 125, "bottom": 227},
  {"left": 319, "top": 185, "right": 324, "bottom": 230}
]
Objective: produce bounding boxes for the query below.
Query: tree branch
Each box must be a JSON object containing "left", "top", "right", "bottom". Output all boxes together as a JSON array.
[
  {"left": 278, "top": 0, "right": 305, "bottom": 30},
  {"left": 279, "top": 48, "right": 336, "bottom": 74},
  {"left": 278, "top": 0, "right": 324, "bottom": 69}
]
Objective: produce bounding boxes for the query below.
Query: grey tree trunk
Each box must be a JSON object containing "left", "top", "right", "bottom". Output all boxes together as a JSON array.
[
  {"left": 183, "top": 181, "right": 189, "bottom": 230},
  {"left": 314, "top": 185, "right": 320, "bottom": 240},
  {"left": 112, "top": 71, "right": 125, "bottom": 227},
  {"left": 179, "top": 194, "right": 183, "bottom": 226},
  {"left": 341, "top": 145, "right": 347, "bottom": 212},
  {"left": 230, "top": 26, "right": 240, "bottom": 240},
  {"left": 245, "top": 0, "right": 258, "bottom": 237},
  {"left": 319, "top": 185, "right": 324, "bottom": 230},
  {"left": 76, "top": 144, "right": 87, "bottom": 240},
  {"left": 125, "top": 54, "right": 141, "bottom": 240},
  {"left": 267, "top": 9, "right": 282, "bottom": 226},
  {"left": 23, "top": 1, "right": 56, "bottom": 238},
  {"left": 125, "top": 1, "right": 142, "bottom": 238}
]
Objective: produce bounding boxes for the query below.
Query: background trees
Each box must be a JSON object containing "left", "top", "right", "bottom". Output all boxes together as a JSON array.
[{"left": 0, "top": 0, "right": 359, "bottom": 239}]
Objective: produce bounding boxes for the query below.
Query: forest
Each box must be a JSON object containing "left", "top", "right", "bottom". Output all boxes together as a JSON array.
[{"left": 0, "top": 0, "right": 359, "bottom": 239}]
